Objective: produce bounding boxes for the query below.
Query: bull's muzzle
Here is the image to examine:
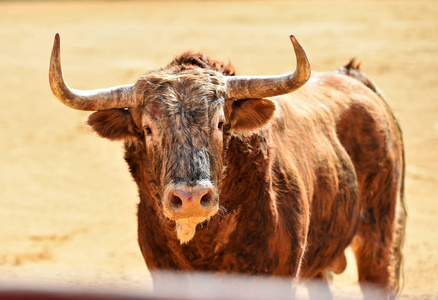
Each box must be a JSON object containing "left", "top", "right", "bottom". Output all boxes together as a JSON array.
[
  {"left": 163, "top": 182, "right": 218, "bottom": 220},
  {"left": 163, "top": 182, "right": 219, "bottom": 244}
]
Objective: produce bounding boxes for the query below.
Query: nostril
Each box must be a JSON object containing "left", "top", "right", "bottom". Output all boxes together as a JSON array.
[
  {"left": 200, "top": 192, "right": 212, "bottom": 208},
  {"left": 171, "top": 195, "right": 183, "bottom": 209}
]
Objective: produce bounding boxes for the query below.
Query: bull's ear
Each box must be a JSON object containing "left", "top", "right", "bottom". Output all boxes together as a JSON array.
[
  {"left": 229, "top": 98, "right": 276, "bottom": 135},
  {"left": 87, "top": 109, "right": 139, "bottom": 141}
]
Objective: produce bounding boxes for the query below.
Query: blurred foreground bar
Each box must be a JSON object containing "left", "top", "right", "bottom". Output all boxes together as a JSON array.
[{"left": 0, "top": 271, "right": 373, "bottom": 300}]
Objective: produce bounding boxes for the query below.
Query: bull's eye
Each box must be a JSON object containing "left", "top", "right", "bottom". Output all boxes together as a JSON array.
[
  {"left": 144, "top": 126, "right": 152, "bottom": 135},
  {"left": 218, "top": 122, "right": 224, "bottom": 130}
]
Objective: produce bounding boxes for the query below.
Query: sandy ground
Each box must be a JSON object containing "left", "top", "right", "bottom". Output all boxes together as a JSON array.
[{"left": 1, "top": 0, "right": 437, "bottom": 298}]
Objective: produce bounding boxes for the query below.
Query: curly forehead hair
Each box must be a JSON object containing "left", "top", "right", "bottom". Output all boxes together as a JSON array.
[{"left": 166, "top": 51, "right": 237, "bottom": 76}]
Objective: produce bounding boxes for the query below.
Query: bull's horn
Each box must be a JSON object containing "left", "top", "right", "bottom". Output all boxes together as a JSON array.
[
  {"left": 226, "top": 35, "right": 311, "bottom": 100},
  {"left": 49, "top": 33, "right": 135, "bottom": 111}
]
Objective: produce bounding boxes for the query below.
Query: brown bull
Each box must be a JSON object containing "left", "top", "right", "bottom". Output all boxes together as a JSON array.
[{"left": 49, "top": 34, "right": 406, "bottom": 298}]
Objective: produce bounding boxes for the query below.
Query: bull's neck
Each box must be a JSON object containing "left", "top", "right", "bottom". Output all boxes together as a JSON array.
[{"left": 221, "top": 130, "right": 278, "bottom": 226}]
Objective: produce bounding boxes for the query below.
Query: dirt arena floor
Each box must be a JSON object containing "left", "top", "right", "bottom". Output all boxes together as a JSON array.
[{"left": 1, "top": 0, "right": 437, "bottom": 298}]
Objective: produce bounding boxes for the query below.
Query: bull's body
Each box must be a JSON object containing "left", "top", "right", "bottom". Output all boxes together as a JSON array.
[
  {"left": 134, "top": 68, "right": 404, "bottom": 280},
  {"left": 50, "top": 34, "right": 405, "bottom": 298}
]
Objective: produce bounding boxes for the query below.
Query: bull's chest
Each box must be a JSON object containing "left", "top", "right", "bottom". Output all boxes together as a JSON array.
[{"left": 179, "top": 223, "right": 279, "bottom": 274}]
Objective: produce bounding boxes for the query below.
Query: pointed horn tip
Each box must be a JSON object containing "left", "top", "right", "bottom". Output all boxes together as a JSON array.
[
  {"left": 289, "top": 35, "right": 302, "bottom": 48},
  {"left": 49, "top": 33, "right": 62, "bottom": 98},
  {"left": 54, "top": 33, "right": 60, "bottom": 47},
  {"left": 289, "top": 34, "right": 311, "bottom": 73},
  {"left": 51, "top": 33, "right": 60, "bottom": 59}
]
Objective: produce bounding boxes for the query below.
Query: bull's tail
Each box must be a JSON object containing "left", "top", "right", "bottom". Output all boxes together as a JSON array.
[
  {"left": 391, "top": 165, "right": 407, "bottom": 296},
  {"left": 390, "top": 123, "right": 407, "bottom": 296},
  {"left": 337, "top": 59, "right": 407, "bottom": 296}
]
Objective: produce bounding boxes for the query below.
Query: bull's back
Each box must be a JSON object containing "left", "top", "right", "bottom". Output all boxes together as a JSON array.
[
  {"left": 289, "top": 71, "right": 403, "bottom": 196},
  {"left": 271, "top": 71, "right": 403, "bottom": 278},
  {"left": 310, "top": 72, "right": 403, "bottom": 206}
]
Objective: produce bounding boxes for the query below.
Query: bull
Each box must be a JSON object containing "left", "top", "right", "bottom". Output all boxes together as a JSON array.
[{"left": 49, "top": 33, "right": 406, "bottom": 299}]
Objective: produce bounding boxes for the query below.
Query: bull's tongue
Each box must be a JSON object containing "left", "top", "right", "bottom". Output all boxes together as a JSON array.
[{"left": 175, "top": 217, "right": 207, "bottom": 244}]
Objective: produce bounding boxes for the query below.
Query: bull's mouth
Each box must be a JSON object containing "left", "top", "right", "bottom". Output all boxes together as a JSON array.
[{"left": 175, "top": 217, "right": 209, "bottom": 244}]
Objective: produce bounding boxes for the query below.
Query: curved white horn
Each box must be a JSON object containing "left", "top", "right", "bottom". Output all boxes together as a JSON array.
[
  {"left": 226, "top": 35, "right": 311, "bottom": 100},
  {"left": 49, "top": 33, "right": 136, "bottom": 111}
]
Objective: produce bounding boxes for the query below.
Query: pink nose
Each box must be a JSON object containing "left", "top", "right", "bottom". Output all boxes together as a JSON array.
[{"left": 165, "top": 183, "right": 217, "bottom": 219}]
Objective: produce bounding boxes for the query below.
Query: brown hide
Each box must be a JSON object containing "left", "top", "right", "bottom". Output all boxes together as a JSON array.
[{"left": 87, "top": 53, "right": 405, "bottom": 297}]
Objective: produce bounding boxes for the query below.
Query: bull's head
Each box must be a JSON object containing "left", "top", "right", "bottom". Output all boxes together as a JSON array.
[{"left": 49, "top": 34, "right": 310, "bottom": 243}]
